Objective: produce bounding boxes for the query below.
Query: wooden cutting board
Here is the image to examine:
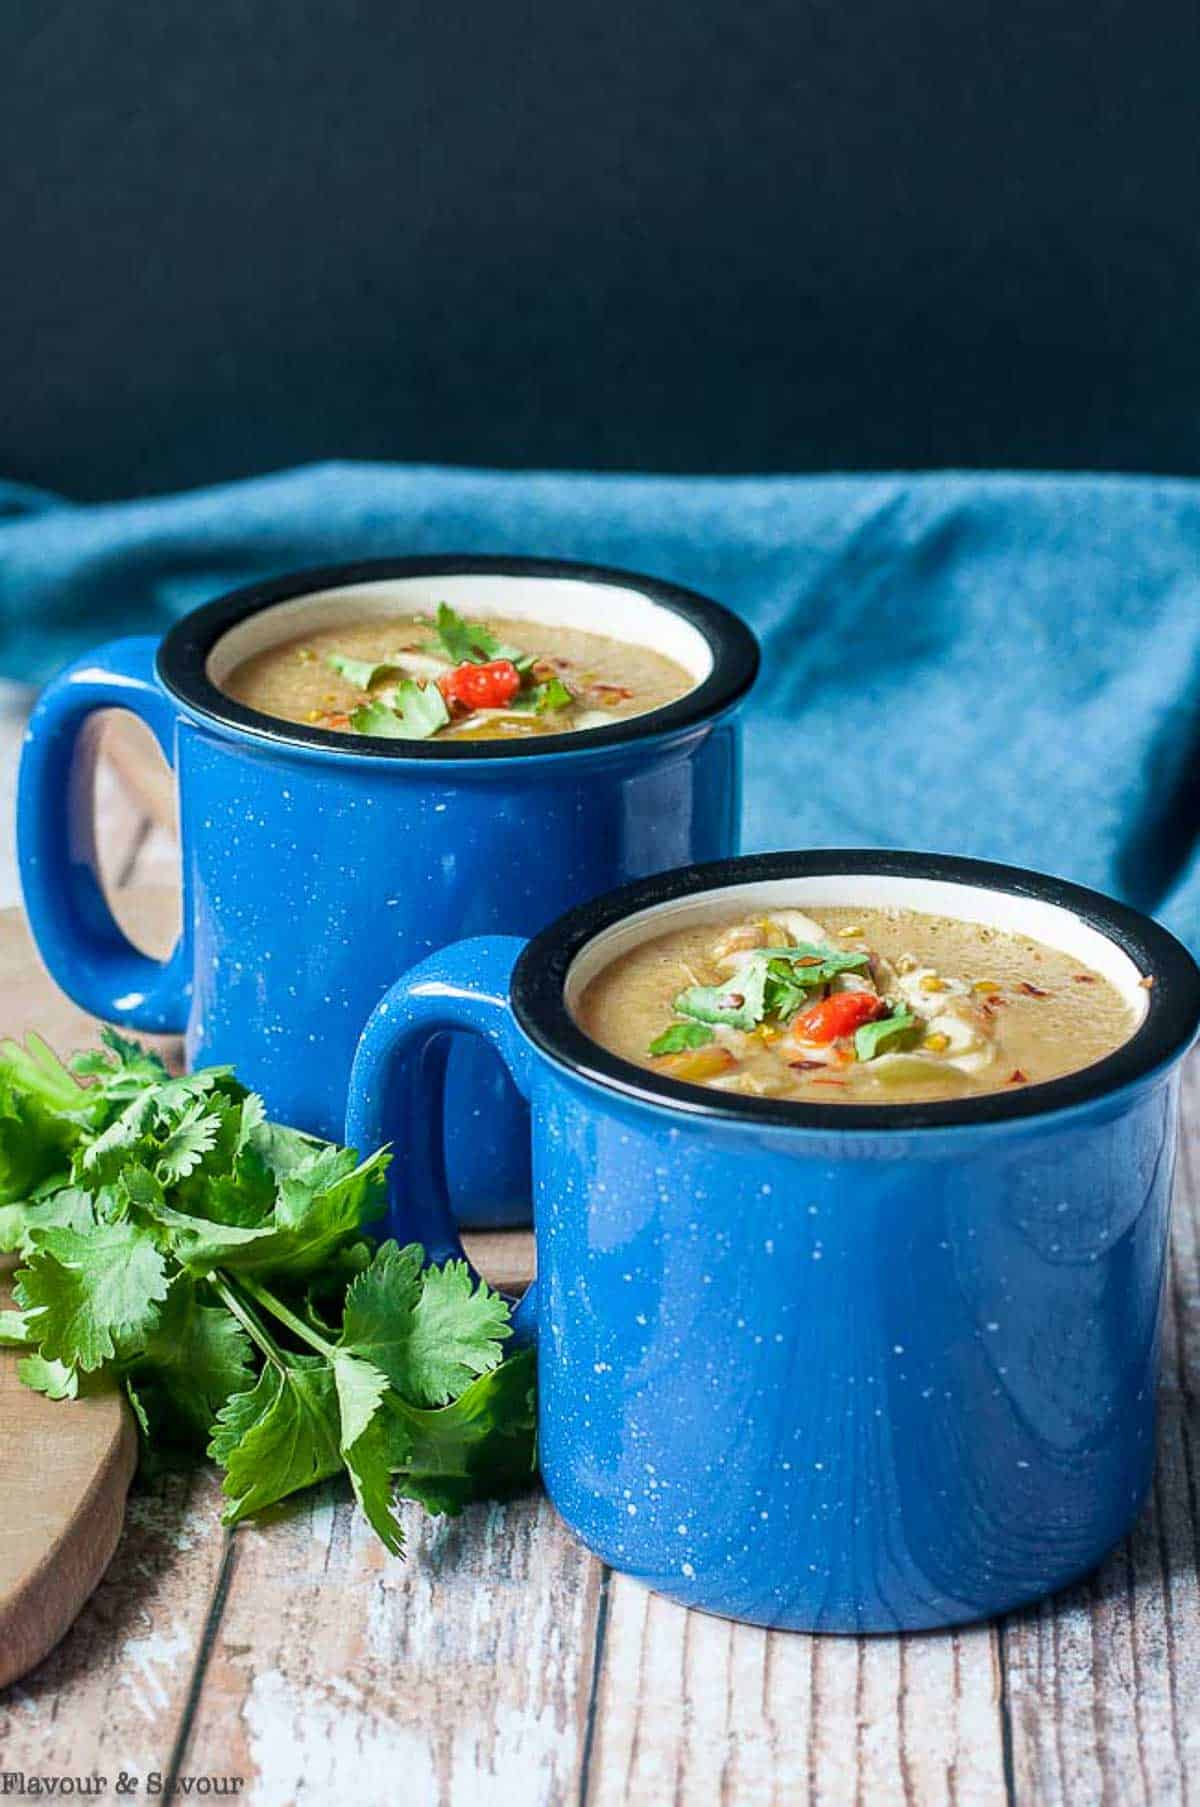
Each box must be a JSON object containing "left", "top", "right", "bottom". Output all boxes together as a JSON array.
[{"left": 0, "top": 889, "right": 533, "bottom": 1688}]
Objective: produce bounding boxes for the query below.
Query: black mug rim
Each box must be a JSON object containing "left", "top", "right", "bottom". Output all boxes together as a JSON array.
[
  {"left": 511, "top": 850, "right": 1200, "bottom": 1131},
  {"left": 155, "top": 554, "right": 759, "bottom": 760}
]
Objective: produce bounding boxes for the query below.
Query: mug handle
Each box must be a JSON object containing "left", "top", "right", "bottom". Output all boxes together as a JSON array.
[
  {"left": 345, "top": 935, "right": 538, "bottom": 1341},
  {"left": 17, "top": 635, "right": 191, "bottom": 1032}
]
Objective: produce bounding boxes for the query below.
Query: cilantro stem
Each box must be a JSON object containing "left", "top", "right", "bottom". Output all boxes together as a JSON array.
[
  {"left": 237, "top": 1275, "right": 335, "bottom": 1358},
  {"left": 212, "top": 1274, "right": 288, "bottom": 1372}
]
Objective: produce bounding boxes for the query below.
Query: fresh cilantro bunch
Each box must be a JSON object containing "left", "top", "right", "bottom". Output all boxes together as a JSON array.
[{"left": 0, "top": 1031, "right": 535, "bottom": 1553}]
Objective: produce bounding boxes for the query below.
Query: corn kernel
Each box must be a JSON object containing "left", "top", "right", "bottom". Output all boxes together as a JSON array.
[
  {"left": 919, "top": 974, "right": 946, "bottom": 993},
  {"left": 923, "top": 1032, "right": 951, "bottom": 1053},
  {"left": 839, "top": 924, "right": 863, "bottom": 937},
  {"left": 972, "top": 980, "right": 1000, "bottom": 995}
]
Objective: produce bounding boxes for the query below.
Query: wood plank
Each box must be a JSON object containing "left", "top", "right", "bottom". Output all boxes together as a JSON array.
[
  {"left": 587, "top": 1580, "right": 1006, "bottom": 1806},
  {"left": 0, "top": 1468, "right": 229, "bottom": 1781},
  {"left": 1002, "top": 1055, "right": 1200, "bottom": 1806},
  {"left": 172, "top": 1488, "right": 605, "bottom": 1806}
]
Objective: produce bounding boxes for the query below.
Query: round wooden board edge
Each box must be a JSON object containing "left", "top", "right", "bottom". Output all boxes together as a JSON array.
[{"left": 0, "top": 1394, "right": 138, "bottom": 1691}]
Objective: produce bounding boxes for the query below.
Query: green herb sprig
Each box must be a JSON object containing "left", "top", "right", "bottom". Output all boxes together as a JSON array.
[
  {"left": 349, "top": 682, "right": 451, "bottom": 740},
  {"left": 0, "top": 1032, "right": 535, "bottom": 1552},
  {"left": 427, "top": 602, "right": 534, "bottom": 671},
  {"left": 670, "top": 944, "right": 871, "bottom": 1035}
]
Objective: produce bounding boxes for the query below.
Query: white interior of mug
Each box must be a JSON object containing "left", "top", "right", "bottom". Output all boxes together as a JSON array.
[
  {"left": 564, "top": 873, "right": 1152, "bottom": 1021},
  {"left": 204, "top": 574, "right": 715, "bottom": 688}
]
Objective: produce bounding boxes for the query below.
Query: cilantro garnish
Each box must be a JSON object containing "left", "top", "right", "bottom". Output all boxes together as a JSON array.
[
  {"left": 672, "top": 944, "right": 870, "bottom": 1034},
  {"left": 510, "top": 676, "right": 575, "bottom": 715},
  {"left": 326, "top": 653, "right": 406, "bottom": 691},
  {"left": 648, "top": 1022, "right": 716, "bottom": 1056},
  {"left": 673, "top": 960, "right": 772, "bottom": 1031},
  {"left": 428, "top": 602, "right": 533, "bottom": 671},
  {"left": 853, "top": 1006, "right": 919, "bottom": 1061},
  {"left": 0, "top": 1030, "right": 536, "bottom": 1555},
  {"left": 350, "top": 681, "right": 451, "bottom": 740}
]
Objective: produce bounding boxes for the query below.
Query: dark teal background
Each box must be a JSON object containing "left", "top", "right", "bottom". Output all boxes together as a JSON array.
[{"left": 2, "top": 1, "right": 1197, "bottom": 497}]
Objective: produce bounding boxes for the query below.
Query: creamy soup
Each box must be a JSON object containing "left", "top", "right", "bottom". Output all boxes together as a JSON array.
[
  {"left": 576, "top": 904, "right": 1142, "bottom": 1104},
  {"left": 222, "top": 604, "right": 694, "bottom": 742}
]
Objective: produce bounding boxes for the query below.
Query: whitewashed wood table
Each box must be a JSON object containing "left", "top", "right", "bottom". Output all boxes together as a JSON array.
[{"left": 1, "top": 702, "right": 1198, "bottom": 1806}]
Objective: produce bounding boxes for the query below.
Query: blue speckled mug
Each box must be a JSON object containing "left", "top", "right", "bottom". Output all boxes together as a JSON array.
[
  {"left": 16, "top": 557, "right": 757, "bottom": 1228},
  {"left": 346, "top": 851, "right": 1200, "bottom": 1631}
]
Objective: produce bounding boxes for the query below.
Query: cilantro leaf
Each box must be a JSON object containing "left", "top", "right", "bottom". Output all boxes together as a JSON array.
[
  {"left": 326, "top": 653, "right": 405, "bottom": 690},
  {"left": 333, "top": 1348, "right": 390, "bottom": 1448},
  {"left": 428, "top": 602, "right": 531, "bottom": 668},
  {"left": 854, "top": 1006, "right": 920, "bottom": 1061},
  {"left": 350, "top": 681, "right": 450, "bottom": 741},
  {"left": 338, "top": 1239, "right": 422, "bottom": 1376},
  {"left": 14, "top": 1220, "right": 170, "bottom": 1370},
  {"left": 209, "top": 1356, "right": 343, "bottom": 1524},
  {"left": 72, "top": 1068, "right": 238, "bottom": 1191},
  {"left": 0, "top": 1186, "right": 97, "bottom": 1256},
  {"left": 673, "top": 961, "right": 770, "bottom": 1031},
  {"left": 388, "top": 1346, "right": 538, "bottom": 1515},
  {"left": 153, "top": 1146, "right": 390, "bottom": 1278},
  {"left": 511, "top": 676, "right": 575, "bottom": 715},
  {"left": 0, "top": 1309, "right": 31, "bottom": 1345},
  {"left": 333, "top": 1350, "right": 404, "bottom": 1553},
  {"left": 72, "top": 1028, "right": 172, "bottom": 1103},
  {"left": 404, "top": 1261, "right": 511, "bottom": 1404},
  {"left": 20, "top": 1353, "right": 80, "bottom": 1399},
  {"left": 344, "top": 1411, "right": 404, "bottom": 1552},
  {"left": 133, "top": 1275, "right": 257, "bottom": 1442},
  {"left": 0, "top": 1035, "right": 95, "bottom": 1203},
  {"left": 156, "top": 1098, "right": 224, "bottom": 1183},
  {"left": 339, "top": 1241, "right": 510, "bottom": 1407},
  {"left": 648, "top": 1022, "right": 716, "bottom": 1056},
  {"left": 761, "top": 944, "right": 871, "bottom": 983},
  {"left": 535, "top": 676, "right": 574, "bottom": 712}
]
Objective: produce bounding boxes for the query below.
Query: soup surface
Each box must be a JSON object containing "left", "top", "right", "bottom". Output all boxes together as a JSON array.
[
  {"left": 222, "top": 604, "right": 694, "bottom": 742},
  {"left": 576, "top": 904, "right": 1142, "bottom": 1104}
]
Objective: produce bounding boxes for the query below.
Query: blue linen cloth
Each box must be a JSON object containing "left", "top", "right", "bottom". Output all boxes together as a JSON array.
[{"left": 2, "top": 463, "right": 1198, "bottom": 945}]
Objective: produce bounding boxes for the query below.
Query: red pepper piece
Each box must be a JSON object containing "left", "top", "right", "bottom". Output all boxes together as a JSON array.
[
  {"left": 791, "top": 992, "right": 885, "bottom": 1044},
  {"left": 439, "top": 659, "right": 522, "bottom": 711}
]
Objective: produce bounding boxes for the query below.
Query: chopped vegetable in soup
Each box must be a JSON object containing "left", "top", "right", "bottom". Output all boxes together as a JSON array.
[
  {"left": 576, "top": 906, "right": 1141, "bottom": 1104},
  {"left": 223, "top": 603, "right": 693, "bottom": 741}
]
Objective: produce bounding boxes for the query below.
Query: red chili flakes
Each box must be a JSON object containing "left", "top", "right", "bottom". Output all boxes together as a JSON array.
[
  {"left": 1072, "top": 974, "right": 1097, "bottom": 984},
  {"left": 1139, "top": 974, "right": 1156, "bottom": 989},
  {"left": 795, "top": 956, "right": 822, "bottom": 967},
  {"left": 810, "top": 1077, "right": 849, "bottom": 1087},
  {"left": 1007, "top": 1068, "right": 1029, "bottom": 1085},
  {"left": 594, "top": 683, "right": 634, "bottom": 700},
  {"left": 1017, "top": 981, "right": 1050, "bottom": 998},
  {"left": 788, "top": 1058, "right": 826, "bottom": 1070}
]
